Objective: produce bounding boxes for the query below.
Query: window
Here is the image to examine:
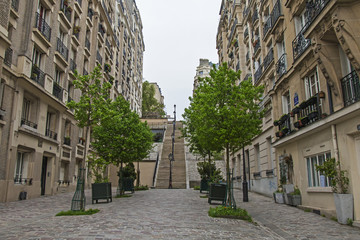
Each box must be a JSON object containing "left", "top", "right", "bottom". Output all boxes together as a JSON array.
[
  {"left": 306, "top": 152, "right": 331, "bottom": 187},
  {"left": 32, "top": 48, "right": 42, "bottom": 67},
  {"left": 282, "top": 90, "right": 291, "bottom": 114},
  {"left": 22, "top": 98, "right": 31, "bottom": 121},
  {"left": 14, "top": 152, "right": 29, "bottom": 183},
  {"left": 254, "top": 144, "right": 260, "bottom": 172},
  {"left": 304, "top": 70, "right": 320, "bottom": 99},
  {"left": 55, "top": 69, "right": 62, "bottom": 85},
  {"left": 295, "top": 9, "right": 307, "bottom": 34}
]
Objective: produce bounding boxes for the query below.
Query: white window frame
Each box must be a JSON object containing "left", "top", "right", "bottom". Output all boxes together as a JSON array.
[
  {"left": 282, "top": 90, "right": 291, "bottom": 114},
  {"left": 14, "top": 151, "right": 29, "bottom": 183},
  {"left": 55, "top": 69, "right": 62, "bottom": 84},
  {"left": 306, "top": 152, "right": 331, "bottom": 188},
  {"left": 304, "top": 69, "right": 320, "bottom": 99},
  {"left": 295, "top": 9, "right": 307, "bottom": 35},
  {"left": 32, "top": 48, "right": 42, "bottom": 68},
  {"left": 22, "top": 98, "right": 31, "bottom": 121}
]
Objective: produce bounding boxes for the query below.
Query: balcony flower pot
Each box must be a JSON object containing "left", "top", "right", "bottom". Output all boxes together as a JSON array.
[
  {"left": 281, "top": 127, "right": 289, "bottom": 135},
  {"left": 299, "top": 116, "right": 309, "bottom": 126},
  {"left": 92, "top": 182, "right": 112, "bottom": 204},
  {"left": 273, "top": 120, "right": 280, "bottom": 126},
  {"left": 280, "top": 114, "right": 289, "bottom": 123},
  {"left": 290, "top": 106, "right": 300, "bottom": 117},
  {"left": 294, "top": 120, "right": 302, "bottom": 129},
  {"left": 208, "top": 183, "right": 227, "bottom": 204},
  {"left": 276, "top": 131, "right": 283, "bottom": 138}
]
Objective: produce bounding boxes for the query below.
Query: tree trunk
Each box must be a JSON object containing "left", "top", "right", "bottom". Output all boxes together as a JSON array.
[{"left": 226, "top": 144, "right": 231, "bottom": 206}]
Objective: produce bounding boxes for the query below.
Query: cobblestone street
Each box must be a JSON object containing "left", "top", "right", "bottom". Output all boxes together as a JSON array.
[{"left": 0, "top": 189, "right": 359, "bottom": 240}]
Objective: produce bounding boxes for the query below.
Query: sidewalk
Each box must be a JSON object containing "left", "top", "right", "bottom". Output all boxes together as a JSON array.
[{"left": 232, "top": 189, "right": 360, "bottom": 239}]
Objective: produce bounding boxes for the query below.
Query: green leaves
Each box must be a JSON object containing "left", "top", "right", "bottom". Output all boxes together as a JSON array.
[{"left": 142, "top": 81, "right": 165, "bottom": 118}]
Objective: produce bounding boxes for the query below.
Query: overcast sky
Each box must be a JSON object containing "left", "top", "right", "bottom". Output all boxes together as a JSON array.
[{"left": 136, "top": 0, "right": 221, "bottom": 120}]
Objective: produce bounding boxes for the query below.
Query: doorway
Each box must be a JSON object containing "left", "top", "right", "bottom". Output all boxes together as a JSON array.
[{"left": 41, "top": 156, "right": 48, "bottom": 195}]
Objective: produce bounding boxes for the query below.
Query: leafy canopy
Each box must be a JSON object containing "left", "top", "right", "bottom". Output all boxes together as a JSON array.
[{"left": 142, "top": 81, "right": 165, "bottom": 118}]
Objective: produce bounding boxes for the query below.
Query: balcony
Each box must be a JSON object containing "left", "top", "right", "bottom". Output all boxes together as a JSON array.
[
  {"left": 31, "top": 64, "right": 45, "bottom": 87},
  {"left": 60, "top": 0, "right": 72, "bottom": 23},
  {"left": 263, "top": 17, "right": 272, "bottom": 38},
  {"left": 85, "top": 37, "right": 90, "bottom": 50},
  {"left": 243, "top": 6, "right": 250, "bottom": 20},
  {"left": 243, "top": 73, "right": 252, "bottom": 81},
  {"left": 64, "top": 137, "right": 71, "bottom": 146},
  {"left": 53, "top": 82, "right": 63, "bottom": 101},
  {"left": 11, "top": 0, "right": 19, "bottom": 12},
  {"left": 45, "top": 129, "right": 57, "bottom": 140},
  {"left": 252, "top": 10, "right": 259, "bottom": 25},
  {"left": 96, "top": 51, "right": 103, "bottom": 65},
  {"left": 341, "top": 70, "right": 360, "bottom": 107},
  {"left": 270, "top": 0, "right": 282, "bottom": 27},
  {"left": 76, "top": 0, "right": 82, "bottom": 7},
  {"left": 246, "top": 52, "right": 250, "bottom": 63},
  {"left": 106, "top": 38, "right": 111, "bottom": 50},
  {"left": 303, "top": 0, "right": 330, "bottom": 33},
  {"left": 274, "top": 114, "right": 291, "bottom": 138},
  {"left": 70, "top": 59, "right": 77, "bottom": 73},
  {"left": 263, "top": 48, "right": 274, "bottom": 71},
  {"left": 98, "top": 23, "right": 105, "bottom": 38},
  {"left": 21, "top": 118, "right": 38, "bottom": 129},
  {"left": 87, "top": 8, "right": 93, "bottom": 20},
  {"left": 4, "top": 47, "right": 12, "bottom": 67},
  {"left": 254, "top": 65, "right": 263, "bottom": 84},
  {"left": 253, "top": 39, "right": 260, "bottom": 55},
  {"left": 275, "top": 53, "right": 287, "bottom": 79},
  {"left": 292, "top": 27, "right": 311, "bottom": 61},
  {"left": 57, "top": 38, "right": 69, "bottom": 61},
  {"left": 35, "top": 12, "right": 51, "bottom": 42}
]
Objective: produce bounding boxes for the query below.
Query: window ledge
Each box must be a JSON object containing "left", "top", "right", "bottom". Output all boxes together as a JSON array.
[{"left": 306, "top": 187, "right": 332, "bottom": 193}]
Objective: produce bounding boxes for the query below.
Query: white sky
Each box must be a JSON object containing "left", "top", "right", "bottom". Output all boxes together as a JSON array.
[{"left": 136, "top": 0, "right": 221, "bottom": 120}]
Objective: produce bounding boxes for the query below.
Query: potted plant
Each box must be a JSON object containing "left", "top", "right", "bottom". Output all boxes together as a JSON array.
[
  {"left": 88, "top": 155, "right": 112, "bottom": 204},
  {"left": 273, "top": 186, "right": 284, "bottom": 204},
  {"left": 281, "top": 127, "right": 289, "bottom": 135},
  {"left": 118, "top": 162, "right": 136, "bottom": 194},
  {"left": 104, "top": 63, "right": 111, "bottom": 73},
  {"left": 73, "top": 26, "right": 81, "bottom": 34},
  {"left": 287, "top": 186, "right": 301, "bottom": 206},
  {"left": 299, "top": 116, "right": 309, "bottom": 126},
  {"left": 273, "top": 120, "right": 280, "bottom": 126},
  {"left": 316, "top": 158, "right": 352, "bottom": 224}
]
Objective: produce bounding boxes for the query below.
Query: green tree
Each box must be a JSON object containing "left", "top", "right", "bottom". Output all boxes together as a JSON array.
[
  {"left": 142, "top": 81, "right": 165, "bottom": 118},
  {"left": 67, "top": 66, "right": 112, "bottom": 210},
  {"left": 91, "top": 96, "right": 153, "bottom": 195},
  {"left": 183, "top": 63, "right": 264, "bottom": 206}
]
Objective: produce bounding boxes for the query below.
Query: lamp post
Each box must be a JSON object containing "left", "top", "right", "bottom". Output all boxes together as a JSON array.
[
  {"left": 242, "top": 147, "right": 249, "bottom": 202},
  {"left": 168, "top": 104, "right": 176, "bottom": 189}
]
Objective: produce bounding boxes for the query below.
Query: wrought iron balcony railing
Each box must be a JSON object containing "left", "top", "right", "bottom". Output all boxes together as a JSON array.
[
  {"left": 11, "top": 0, "right": 19, "bottom": 12},
  {"left": 85, "top": 37, "right": 90, "bottom": 50},
  {"left": 263, "top": 17, "right": 272, "bottom": 37},
  {"left": 60, "top": 0, "right": 72, "bottom": 22},
  {"left": 21, "top": 118, "right": 38, "bottom": 129},
  {"left": 244, "top": 28, "right": 249, "bottom": 39},
  {"left": 53, "top": 82, "right": 63, "bottom": 101},
  {"left": 35, "top": 12, "right": 51, "bottom": 42},
  {"left": 70, "top": 59, "right": 77, "bottom": 72},
  {"left": 243, "top": 6, "right": 250, "bottom": 20},
  {"left": 87, "top": 8, "right": 93, "bottom": 20},
  {"left": 246, "top": 51, "right": 250, "bottom": 63},
  {"left": 304, "top": 0, "right": 330, "bottom": 33},
  {"left": 253, "top": 39, "right": 260, "bottom": 54},
  {"left": 45, "top": 129, "right": 57, "bottom": 140},
  {"left": 275, "top": 53, "right": 287, "bottom": 79},
  {"left": 263, "top": 48, "right": 274, "bottom": 71},
  {"left": 292, "top": 27, "right": 311, "bottom": 61},
  {"left": 64, "top": 137, "right": 71, "bottom": 146},
  {"left": 57, "top": 38, "right": 69, "bottom": 61},
  {"left": 252, "top": 10, "right": 259, "bottom": 24},
  {"left": 31, "top": 64, "right": 45, "bottom": 87},
  {"left": 106, "top": 38, "right": 111, "bottom": 50},
  {"left": 4, "top": 47, "right": 12, "bottom": 67},
  {"left": 254, "top": 65, "right": 263, "bottom": 84},
  {"left": 98, "top": 24, "right": 105, "bottom": 37},
  {"left": 76, "top": 0, "right": 82, "bottom": 7},
  {"left": 14, "top": 177, "right": 33, "bottom": 185},
  {"left": 270, "top": 0, "right": 282, "bottom": 27},
  {"left": 96, "top": 51, "right": 103, "bottom": 65},
  {"left": 341, "top": 70, "right": 360, "bottom": 107}
]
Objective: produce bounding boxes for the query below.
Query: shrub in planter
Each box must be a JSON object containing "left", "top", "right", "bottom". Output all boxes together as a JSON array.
[
  {"left": 273, "top": 120, "right": 280, "bottom": 126},
  {"left": 88, "top": 155, "right": 112, "bottom": 204},
  {"left": 316, "top": 158, "right": 352, "bottom": 224},
  {"left": 287, "top": 186, "right": 301, "bottom": 206},
  {"left": 273, "top": 187, "right": 284, "bottom": 204}
]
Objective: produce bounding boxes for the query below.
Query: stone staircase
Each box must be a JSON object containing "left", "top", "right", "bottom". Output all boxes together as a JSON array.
[{"left": 155, "top": 121, "right": 186, "bottom": 189}]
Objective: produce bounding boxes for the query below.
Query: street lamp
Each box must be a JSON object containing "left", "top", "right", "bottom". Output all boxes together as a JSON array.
[{"left": 242, "top": 147, "right": 249, "bottom": 202}]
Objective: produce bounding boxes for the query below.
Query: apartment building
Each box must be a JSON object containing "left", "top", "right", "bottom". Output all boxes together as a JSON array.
[
  {"left": 0, "top": 0, "right": 144, "bottom": 202},
  {"left": 217, "top": 0, "right": 360, "bottom": 222},
  {"left": 193, "top": 58, "right": 217, "bottom": 93}
]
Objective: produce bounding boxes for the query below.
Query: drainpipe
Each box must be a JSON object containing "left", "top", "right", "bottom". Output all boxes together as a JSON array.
[
  {"left": 327, "top": 80, "right": 334, "bottom": 114},
  {"left": 331, "top": 124, "right": 340, "bottom": 164}
]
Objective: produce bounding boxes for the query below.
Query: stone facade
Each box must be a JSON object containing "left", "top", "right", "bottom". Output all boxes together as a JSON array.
[
  {"left": 193, "top": 58, "right": 217, "bottom": 94},
  {"left": 0, "top": 0, "right": 145, "bottom": 202},
  {"left": 217, "top": 0, "right": 360, "bottom": 223}
]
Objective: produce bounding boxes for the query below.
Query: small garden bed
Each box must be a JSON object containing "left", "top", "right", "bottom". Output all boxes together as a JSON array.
[
  {"left": 208, "top": 206, "right": 254, "bottom": 223},
  {"left": 56, "top": 209, "right": 100, "bottom": 216},
  {"left": 115, "top": 194, "right": 132, "bottom": 198}
]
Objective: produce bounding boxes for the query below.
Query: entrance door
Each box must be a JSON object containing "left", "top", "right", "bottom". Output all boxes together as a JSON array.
[{"left": 41, "top": 157, "right": 48, "bottom": 195}]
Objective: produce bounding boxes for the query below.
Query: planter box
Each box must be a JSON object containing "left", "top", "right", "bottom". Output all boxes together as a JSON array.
[
  {"left": 334, "top": 193, "right": 354, "bottom": 224},
  {"left": 122, "top": 177, "right": 134, "bottom": 193},
  {"left": 208, "top": 183, "right": 227, "bottom": 204},
  {"left": 92, "top": 182, "right": 112, "bottom": 204},
  {"left": 283, "top": 184, "right": 294, "bottom": 205},
  {"left": 200, "top": 179, "right": 209, "bottom": 193},
  {"left": 274, "top": 192, "right": 284, "bottom": 204},
  {"left": 287, "top": 194, "right": 301, "bottom": 206}
]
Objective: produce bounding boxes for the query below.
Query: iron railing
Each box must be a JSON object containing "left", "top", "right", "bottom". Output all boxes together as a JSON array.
[
  {"left": 85, "top": 37, "right": 90, "bottom": 50},
  {"left": 98, "top": 23, "right": 105, "bottom": 37},
  {"left": 341, "top": 70, "right": 360, "bottom": 107},
  {"left": 244, "top": 28, "right": 249, "bottom": 39},
  {"left": 254, "top": 65, "right": 263, "bottom": 84},
  {"left": 53, "top": 82, "right": 63, "bottom": 101},
  {"left": 31, "top": 64, "right": 45, "bottom": 87},
  {"left": 270, "top": 0, "right": 282, "bottom": 27},
  {"left": 76, "top": 0, "right": 82, "bottom": 7},
  {"left": 263, "top": 17, "right": 272, "bottom": 37},
  {"left": 263, "top": 48, "right": 274, "bottom": 71},
  {"left": 87, "top": 8, "right": 93, "bottom": 20},
  {"left": 243, "top": 6, "right": 250, "bottom": 19},
  {"left": 304, "top": 0, "right": 330, "bottom": 33},
  {"left": 275, "top": 53, "right": 287, "bottom": 79},
  {"left": 45, "top": 129, "right": 57, "bottom": 140},
  {"left": 21, "top": 118, "right": 38, "bottom": 129},
  {"left": 96, "top": 50, "right": 103, "bottom": 65},
  {"left": 246, "top": 51, "right": 250, "bottom": 62},
  {"left": 254, "top": 39, "right": 260, "bottom": 54},
  {"left": 57, "top": 38, "right": 69, "bottom": 61},
  {"left": 70, "top": 59, "right": 77, "bottom": 72},
  {"left": 11, "top": 0, "right": 19, "bottom": 12},
  {"left": 60, "top": 0, "right": 72, "bottom": 22},
  {"left": 14, "top": 177, "right": 33, "bottom": 185},
  {"left": 252, "top": 10, "right": 259, "bottom": 24},
  {"left": 292, "top": 26, "right": 311, "bottom": 60},
  {"left": 106, "top": 38, "right": 111, "bottom": 50},
  {"left": 4, "top": 47, "right": 12, "bottom": 67},
  {"left": 35, "top": 12, "right": 51, "bottom": 42}
]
